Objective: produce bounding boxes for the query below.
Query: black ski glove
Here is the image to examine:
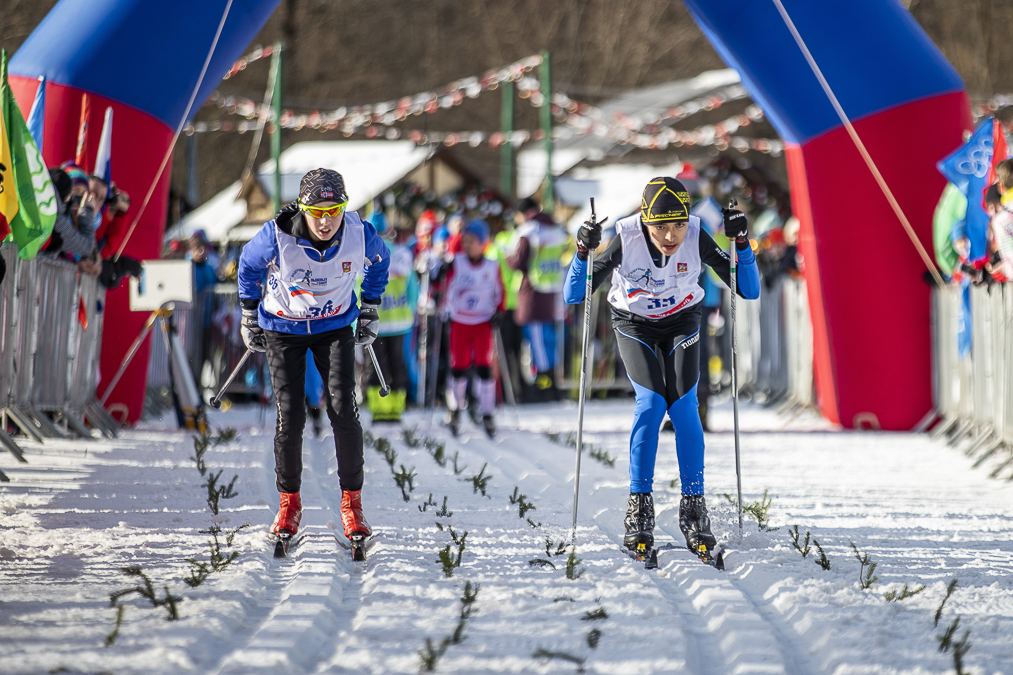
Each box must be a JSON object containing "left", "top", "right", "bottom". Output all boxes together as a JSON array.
[
  {"left": 576, "top": 219, "right": 603, "bottom": 261},
  {"left": 241, "top": 307, "right": 267, "bottom": 353},
  {"left": 722, "top": 208, "right": 749, "bottom": 248},
  {"left": 355, "top": 301, "right": 380, "bottom": 346},
  {"left": 490, "top": 310, "right": 505, "bottom": 328}
]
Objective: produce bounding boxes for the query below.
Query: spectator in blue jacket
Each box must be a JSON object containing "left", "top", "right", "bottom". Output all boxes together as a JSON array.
[{"left": 238, "top": 168, "right": 389, "bottom": 546}]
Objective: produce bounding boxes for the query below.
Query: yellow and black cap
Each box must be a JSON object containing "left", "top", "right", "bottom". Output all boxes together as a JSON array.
[{"left": 641, "top": 177, "right": 691, "bottom": 224}]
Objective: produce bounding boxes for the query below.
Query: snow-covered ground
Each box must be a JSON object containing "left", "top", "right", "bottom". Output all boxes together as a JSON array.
[{"left": 1, "top": 398, "right": 1011, "bottom": 674}]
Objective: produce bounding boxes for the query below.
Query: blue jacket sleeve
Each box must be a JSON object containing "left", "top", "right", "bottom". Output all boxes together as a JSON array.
[
  {"left": 360, "top": 222, "right": 390, "bottom": 304},
  {"left": 238, "top": 222, "right": 277, "bottom": 308},
  {"left": 734, "top": 244, "right": 760, "bottom": 300},
  {"left": 564, "top": 256, "right": 588, "bottom": 304}
]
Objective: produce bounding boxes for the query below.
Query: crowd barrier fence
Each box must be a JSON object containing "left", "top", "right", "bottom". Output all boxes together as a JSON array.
[
  {"left": 0, "top": 244, "right": 119, "bottom": 475},
  {"left": 929, "top": 283, "right": 1013, "bottom": 477}
]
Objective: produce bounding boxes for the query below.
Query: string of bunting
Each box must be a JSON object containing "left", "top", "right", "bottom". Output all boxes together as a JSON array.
[
  {"left": 221, "top": 44, "right": 277, "bottom": 80},
  {"left": 205, "top": 54, "right": 543, "bottom": 132},
  {"left": 184, "top": 116, "right": 782, "bottom": 156},
  {"left": 198, "top": 50, "right": 782, "bottom": 155}
]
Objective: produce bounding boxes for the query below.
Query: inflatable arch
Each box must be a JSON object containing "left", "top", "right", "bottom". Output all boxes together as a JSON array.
[
  {"left": 10, "top": 0, "right": 970, "bottom": 428},
  {"left": 9, "top": 0, "right": 281, "bottom": 423},
  {"left": 684, "top": 0, "right": 972, "bottom": 429}
]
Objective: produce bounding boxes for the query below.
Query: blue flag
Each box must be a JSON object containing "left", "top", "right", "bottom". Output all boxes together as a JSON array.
[
  {"left": 25, "top": 76, "right": 45, "bottom": 155},
  {"left": 937, "top": 120, "right": 993, "bottom": 263}
]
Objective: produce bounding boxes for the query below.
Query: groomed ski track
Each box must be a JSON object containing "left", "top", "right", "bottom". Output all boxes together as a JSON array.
[{"left": 2, "top": 400, "right": 1012, "bottom": 673}]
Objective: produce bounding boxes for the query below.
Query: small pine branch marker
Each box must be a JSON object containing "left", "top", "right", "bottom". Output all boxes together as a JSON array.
[
  {"left": 435, "top": 496, "right": 453, "bottom": 518},
  {"left": 565, "top": 547, "right": 585, "bottom": 580},
  {"left": 813, "top": 539, "right": 831, "bottom": 570},
  {"left": 789, "top": 525, "right": 811, "bottom": 558},
  {"left": 464, "top": 463, "right": 491, "bottom": 497},
  {"left": 418, "top": 493, "right": 438, "bottom": 512},
  {"left": 883, "top": 583, "right": 926, "bottom": 602},
  {"left": 935, "top": 578, "right": 959, "bottom": 627},
  {"left": 850, "top": 541, "right": 878, "bottom": 589}
]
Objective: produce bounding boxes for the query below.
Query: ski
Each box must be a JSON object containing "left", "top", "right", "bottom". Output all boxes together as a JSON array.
[
  {"left": 623, "top": 540, "right": 726, "bottom": 570},
  {"left": 335, "top": 532, "right": 378, "bottom": 561},
  {"left": 270, "top": 531, "right": 301, "bottom": 559}
]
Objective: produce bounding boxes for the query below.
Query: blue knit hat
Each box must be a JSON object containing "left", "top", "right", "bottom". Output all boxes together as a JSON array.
[{"left": 462, "top": 219, "right": 489, "bottom": 243}]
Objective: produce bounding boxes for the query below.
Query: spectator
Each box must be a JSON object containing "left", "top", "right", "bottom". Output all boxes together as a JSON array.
[
  {"left": 506, "top": 196, "right": 571, "bottom": 401},
  {"left": 45, "top": 168, "right": 97, "bottom": 258},
  {"left": 189, "top": 233, "right": 220, "bottom": 294},
  {"left": 491, "top": 211, "right": 524, "bottom": 405},
  {"left": 95, "top": 182, "right": 131, "bottom": 257},
  {"left": 985, "top": 183, "right": 1012, "bottom": 282}
]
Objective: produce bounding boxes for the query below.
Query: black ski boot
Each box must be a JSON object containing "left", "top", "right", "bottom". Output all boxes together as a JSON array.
[
  {"left": 482, "top": 415, "right": 496, "bottom": 439},
  {"left": 679, "top": 495, "right": 717, "bottom": 560},
  {"left": 448, "top": 409, "right": 461, "bottom": 437},
  {"left": 623, "top": 492, "right": 655, "bottom": 553}
]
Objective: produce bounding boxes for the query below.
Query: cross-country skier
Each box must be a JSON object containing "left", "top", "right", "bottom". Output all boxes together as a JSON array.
[
  {"left": 563, "top": 177, "right": 759, "bottom": 560},
  {"left": 440, "top": 219, "right": 505, "bottom": 438},
  {"left": 238, "top": 168, "right": 390, "bottom": 547}
]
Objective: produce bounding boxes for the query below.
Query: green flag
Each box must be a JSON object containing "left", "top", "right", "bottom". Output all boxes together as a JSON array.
[
  {"left": 1, "top": 49, "right": 56, "bottom": 260},
  {"left": 933, "top": 182, "right": 964, "bottom": 277}
]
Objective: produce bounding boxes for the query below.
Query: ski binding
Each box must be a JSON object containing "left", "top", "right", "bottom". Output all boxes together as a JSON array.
[{"left": 272, "top": 531, "right": 299, "bottom": 558}]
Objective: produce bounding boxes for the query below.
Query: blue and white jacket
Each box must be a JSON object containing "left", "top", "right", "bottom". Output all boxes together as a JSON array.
[{"left": 238, "top": 202, "right": 390, "bottom": 335}]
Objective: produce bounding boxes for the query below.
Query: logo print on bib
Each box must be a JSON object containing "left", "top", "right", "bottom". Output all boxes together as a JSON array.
[
  {"left": 677, "top": 262, "right": 688, "bottom": 273},
  {"left": 342, "top": 262, "right": 352, "bottom": 273}
]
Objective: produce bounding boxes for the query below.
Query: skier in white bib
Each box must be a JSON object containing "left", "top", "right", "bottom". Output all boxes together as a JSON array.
[
  {"left": 238, "top": 168, "right": 390, "bottom": 547},
  {"left": 563, "top": 177, "right": 759, "bottom": 560}
]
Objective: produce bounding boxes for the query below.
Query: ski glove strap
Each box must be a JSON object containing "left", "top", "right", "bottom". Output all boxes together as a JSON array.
[
  {"left": 722, "top": 208, "right": 749, "bottom": 246},
  {"left": 241, "top": 307, "right": 267, "bottom": 353},
  {"left": 355, "top": 302, "right": 380, "bottom": 346},
  {"left": 576, "top": 220, "right": 602, "bottom": 261}
]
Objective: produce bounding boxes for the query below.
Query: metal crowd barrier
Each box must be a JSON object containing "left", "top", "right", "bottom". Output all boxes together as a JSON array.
[
  {"left": 780, "top": 276, "right": 814, "bottom": 411},
  {"left": 146, "top": 283, "right": 267, "bottom": 407},
  {"left": 929, "top": 283, "right": 1013, "bottom": 477},
  {"left": 0, "top": 244, "right": 118, "bottom": 468},
  {"left": 551, "top": 271, "right": 814, "bottom": 411}
]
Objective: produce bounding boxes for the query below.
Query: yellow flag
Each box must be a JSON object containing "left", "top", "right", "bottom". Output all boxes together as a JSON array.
[{"left": 0, "top": 96, "right": 18, "bottom": 237}]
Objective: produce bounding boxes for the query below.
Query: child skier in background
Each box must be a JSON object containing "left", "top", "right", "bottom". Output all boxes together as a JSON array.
[
  {"left": 441, "top": 220, "right": 504, "bottom": 438},
  {"left": 564, "top": 177, "right": 759, "bottom": 562},
  {"left": 362, "top": 214, "right": 419, "bottom": 422}
]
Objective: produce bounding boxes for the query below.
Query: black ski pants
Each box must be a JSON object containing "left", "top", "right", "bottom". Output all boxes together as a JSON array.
[{"left": 265, "top": 326, "right": 363, "bottom": 493}]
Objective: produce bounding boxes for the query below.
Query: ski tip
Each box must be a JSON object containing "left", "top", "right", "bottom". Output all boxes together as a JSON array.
[
  {"left": 715, "top": 550, "right": 725, "bottom": 571},
  {"left": 273, "top": 539, "right": 287, "bottom": 558},
  {"left": 645, "top": 549, "right": 659, "bottom": 570}
]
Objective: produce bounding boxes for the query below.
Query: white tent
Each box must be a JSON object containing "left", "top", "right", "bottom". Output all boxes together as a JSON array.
[{"left": 168, "top": 140, "right": 433, "bottom": 242}]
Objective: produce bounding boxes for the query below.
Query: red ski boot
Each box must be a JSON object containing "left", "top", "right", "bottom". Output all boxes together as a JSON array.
[
  {"left": 271, "top": 492, "right": 302, "bottom": 537},
  {"left": 340, "top": 490, "right": 372, "bottom": 538}
]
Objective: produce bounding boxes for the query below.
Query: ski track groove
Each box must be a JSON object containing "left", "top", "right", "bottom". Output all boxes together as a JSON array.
[
  {"left": 488, "top": 415, "right": 814, "bottom": 672},
  {"left": 447, "top": 419, "right": 805, "bottom": 675},
  {"left": 211, "top": 430, "right": 360, "bottom": 675}
]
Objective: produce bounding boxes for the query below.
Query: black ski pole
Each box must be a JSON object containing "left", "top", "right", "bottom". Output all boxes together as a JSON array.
[
  {"left": 728, "top": 198, "right": 743, "bottom": 533},
  {"left": 366, "top": 344, "right": 390, "bottom": 397},
  {"left": 571, "top": 197, "right": 607, "bottom": 543},
  {"left": 210, "top": 348, "right": 252, "bottom": 409}
]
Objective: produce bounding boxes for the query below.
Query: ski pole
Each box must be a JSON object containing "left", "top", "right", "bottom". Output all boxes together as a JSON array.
[
  {"left": 728, "top": 198, "right": 744, "bottom": 533},
  {"left": 417, "top": 261, "right": 430, "bottom": 407},
  {"left": 210, "top": 348, "right": 252, "bottom": 409},
  {"left": 494, "top": 326, "right": 519, "bottom": 424},
  {"left": 571, "top": 198, "right": 607, "bottom": 542},
  {"left": 366, "top": 344, "right": 390, "bottom": 397}
]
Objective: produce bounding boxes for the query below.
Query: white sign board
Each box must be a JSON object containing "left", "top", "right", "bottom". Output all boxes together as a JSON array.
[{"left": 129, "top": 260, "right": 194, "bottom": 311}]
